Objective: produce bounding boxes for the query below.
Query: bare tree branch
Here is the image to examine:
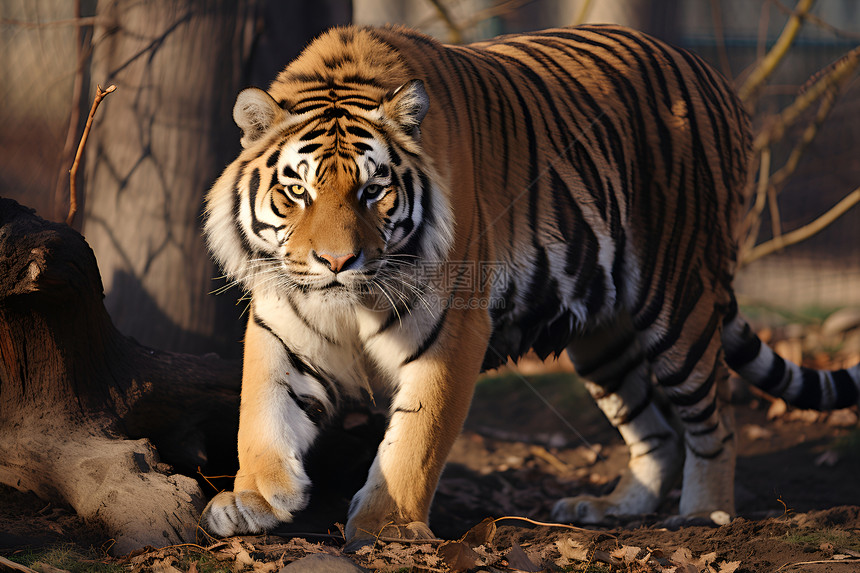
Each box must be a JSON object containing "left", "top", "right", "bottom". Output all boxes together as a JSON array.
[
  {"left": 741, "top": 45, "right": 859, "bottom": 265},
  {"left": 458, "top": 0, "right": 532, "bottom": 33},
  {"left": 742, "top": 147, "right": 772, "bottom": 255},
  {"left": 754, "top": 45, "right": 860, "bottom": 150},
  {"left": 53, "top": 0, "right": 91, "bottom": 228},
  {"left": 426, "top": 0, "right": 463, "bottom": 44},
  {"left": 66, "top": 84, "right": 116, "bottom": 227},
  {"left": 573, "top": 0, "right": 595, "bottom": 26},
  {"left": 742, "top": 185, "right": 860, "bottom": 265},
  {"left": 769, "top": 0, "right": 860, "bottom": 41},
  {"left": 771, "top": 90, "right": 839, "bottom": 191},
  {"left": 738, "top": 0, "right": 815, "bottom": 104}
]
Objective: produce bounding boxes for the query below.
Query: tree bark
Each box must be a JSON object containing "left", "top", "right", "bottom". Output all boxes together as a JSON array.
[
  {"left": 81, "top": 0, "right": 256, "bottom": 357},
  {"left": 0, "top": 198, "right": 241, "bottom": 554},
  {"left": 81, "top": 0, "right": 352, "bottom": 358}
]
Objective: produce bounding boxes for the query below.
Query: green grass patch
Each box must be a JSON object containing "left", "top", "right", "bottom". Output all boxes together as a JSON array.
[
  {"left": 5, "top": 544, "right": 121, "bottom": 573},
  {"left": 176, "top": 553, "right": 233, "bottom": 573},
  {"left": 784, "top": 528, "right": 860, "bottom": 551}
]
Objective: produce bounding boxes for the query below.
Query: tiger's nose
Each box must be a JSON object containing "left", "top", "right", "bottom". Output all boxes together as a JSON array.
[{"left": 315, "top": 250, "right": 360, "bottom": 273}]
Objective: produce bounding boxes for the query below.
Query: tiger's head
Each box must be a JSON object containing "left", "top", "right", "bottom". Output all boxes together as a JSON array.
[{"left": 204, "top": 30, "right": 453, "bottom": 309}]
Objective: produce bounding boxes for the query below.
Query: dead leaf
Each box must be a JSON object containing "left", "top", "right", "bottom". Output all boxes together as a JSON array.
[
  {"left": 742, "top": 424, "right": 773, "bottom": 441},
  {"left": 229, "top": 539, "right": 255, "bottom": 568},
  {"left": 767, "top": 398, "right": 787, "bottom": 420},
  {"left": 669, "top": 547, "right": 700, "bottom": 573},
  {"left": 699, "top": 551, "right": 717, "bottom": 565},
  {"left": 555, "top": 538, "right": 590, "bottom": 563},
  {"left": 461, "top": 517, "right": 496, "bottom": 547},
  {"left": 670, "top": 547, "right": 695, "bottom": 564},
  {"left": 438, "top": 541, "right": 480, "bottom": 572},
  {"left": 698, "top": 551, "right": 718, "bottom": 572},
  {"left": 611, "top": 545, "right": 643, "bottom": 564},
  {"left": 506, "top": 543, "right": 542, "bottom": 572},
  {"left": 592, "top": 550, "right": 622, "bottom": 567},
  {"left": 150, "top": 558, "right": 183, "bottom": 573},
  {"left": 827, "top": 409, "right": 859, "bottom": 427},
  {"left": 719, "top": 560, "right": 741, "bottom": 573}
]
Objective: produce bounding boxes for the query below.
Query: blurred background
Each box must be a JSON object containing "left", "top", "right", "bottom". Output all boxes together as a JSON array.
[{"left": 1, "top": 0, "right": 859, "bottom": 360}]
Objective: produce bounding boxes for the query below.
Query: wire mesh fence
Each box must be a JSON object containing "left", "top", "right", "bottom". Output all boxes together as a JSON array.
[{"left": 2, "top": 0, "right": 859, "bottom": 308}]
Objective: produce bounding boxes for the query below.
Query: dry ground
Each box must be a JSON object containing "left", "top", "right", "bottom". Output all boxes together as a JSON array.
[{"left": 2, "top": 318, "right": 860, "bottom": 572}]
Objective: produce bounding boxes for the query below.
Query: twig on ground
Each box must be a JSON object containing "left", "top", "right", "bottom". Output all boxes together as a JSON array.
[
  {"left": 493, "top": 515, "right": 612, "bottom": 538},
  {"left": 529, "top": 445, "right": 571, "bottom": 473},
  {"left": 776, "top": 558, "right": 860, "bottom": 571}
]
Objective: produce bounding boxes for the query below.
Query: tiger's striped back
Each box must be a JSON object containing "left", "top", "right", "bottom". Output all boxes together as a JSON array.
[{"left": 376, "top": 26, "right": 750, "bottom": 361}]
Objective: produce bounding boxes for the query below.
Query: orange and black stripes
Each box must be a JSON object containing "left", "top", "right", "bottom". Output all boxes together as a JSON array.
[{"left": 209, "top": 24, "right": 859, "bottom": 465}]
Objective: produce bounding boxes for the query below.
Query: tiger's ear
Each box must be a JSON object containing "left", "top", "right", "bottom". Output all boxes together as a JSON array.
[
  {"left": 233, "top": 87, "right": 284, "bottom": 149},
  {"left": 381, "top": 79, "right": 429, "bottom": 139}
]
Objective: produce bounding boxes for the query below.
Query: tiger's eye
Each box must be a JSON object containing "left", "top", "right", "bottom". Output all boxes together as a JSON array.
[{"left": 290, "top": 184, "right": 305, "bottom": 196}]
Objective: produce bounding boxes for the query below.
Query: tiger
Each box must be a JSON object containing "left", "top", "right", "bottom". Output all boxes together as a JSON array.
[{"left": 201, "top": 24, "right": 860, "bottom": 544}]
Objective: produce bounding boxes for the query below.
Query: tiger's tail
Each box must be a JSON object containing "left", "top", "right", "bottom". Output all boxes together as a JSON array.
[{"left": 722, "top": 296, "right": 860, "bottom": 410}]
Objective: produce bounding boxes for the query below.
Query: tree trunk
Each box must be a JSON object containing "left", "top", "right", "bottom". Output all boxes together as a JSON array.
[
  {"left": 0, "top": 198, "right": 241, "bottom": 555},
  {"left": 81, "top": 0, "right": 352, "bottom": 358},
  {"left": 81, "top": 0, "right": 255, "bottom": 357}
]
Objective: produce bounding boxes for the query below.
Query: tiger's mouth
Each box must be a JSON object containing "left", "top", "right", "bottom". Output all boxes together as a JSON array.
[{"left": 318, "top": 280, "right": 350, "bottom": 290}]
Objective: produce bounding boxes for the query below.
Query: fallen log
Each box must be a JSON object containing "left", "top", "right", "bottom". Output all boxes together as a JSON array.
[{"left": 0, "top": 198, "right": 241, "bottom": 554}]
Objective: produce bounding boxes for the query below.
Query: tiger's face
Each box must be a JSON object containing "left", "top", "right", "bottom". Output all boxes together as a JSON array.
[{"left": 204, "top": 79, "right": 453, "bottom": 307}]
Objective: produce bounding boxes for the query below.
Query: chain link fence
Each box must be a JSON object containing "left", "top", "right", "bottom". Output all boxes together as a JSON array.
[{"left": 3, "top": 0, "right": 860, "bottom": 307}]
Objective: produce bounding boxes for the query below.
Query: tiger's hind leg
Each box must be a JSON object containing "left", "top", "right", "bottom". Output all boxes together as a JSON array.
[
  {"left": 646, "top": 296, "right": 737, "bottom": 525},
  {"left": 552, "top": 314, "right": 683, "bottom": 524}
]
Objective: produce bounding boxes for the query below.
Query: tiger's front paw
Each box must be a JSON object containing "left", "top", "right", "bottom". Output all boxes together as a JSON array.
[
  {"left": 200, "top": 487, "right": 308, "bottom": 537},
  {"left": 344, "top": 484, "right": 435, "bottom": 551}
]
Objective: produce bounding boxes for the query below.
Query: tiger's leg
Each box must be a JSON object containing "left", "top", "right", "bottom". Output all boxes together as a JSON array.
[
  {"left": 201, "top": 313, "right": 319, "bottom": 536},
  {"left": 346, "top": 305, "right": 490, "bottom": 546},
  {"left": 647, "top": 301, "right": 736, "bottom": 523},
  {"left": 552, "top": 314, "right": 683, "bottom": 524}
]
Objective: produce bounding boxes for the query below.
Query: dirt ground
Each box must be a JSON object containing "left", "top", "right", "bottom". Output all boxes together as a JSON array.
[{"left": 2, "top": 352, "right": 859, "bottom": 572}]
